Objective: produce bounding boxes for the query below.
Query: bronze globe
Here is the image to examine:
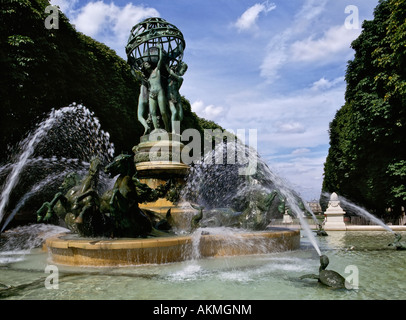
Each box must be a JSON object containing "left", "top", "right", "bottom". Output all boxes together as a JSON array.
[{"left": 126, "top": 17, "right": 186, "bottom": 71}]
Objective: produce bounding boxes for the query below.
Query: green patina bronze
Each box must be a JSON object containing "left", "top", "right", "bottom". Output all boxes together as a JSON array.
[
  {"left": 37, "top": 157, "right": 109, "bottom": 237},
  {"left": 388, "top": 233, "right": 406, "bottom": 250},
  {"left": 37, "top": 155, "right": 175, "bottom": 238},
  {"left": 36, "top": 18, "right": 192, "bottom": 238},
  {"left": 126, "top": 17, "right": 187, "bottom": 135},
  {"left": 315, "top": 223, "right": 328, "bottom": 236},
  {"left": 300, "top": 255, "right": 351, "bottom": 289}
]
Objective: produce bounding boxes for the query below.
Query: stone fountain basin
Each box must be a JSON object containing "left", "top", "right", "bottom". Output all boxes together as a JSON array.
[{"left": 45, "top": 228, "right": 300, "bottom": 267}]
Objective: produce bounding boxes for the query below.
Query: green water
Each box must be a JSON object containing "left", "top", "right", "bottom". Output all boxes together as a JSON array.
[{"left": 0, "top": 229, "right": 405, "bottom": 300}]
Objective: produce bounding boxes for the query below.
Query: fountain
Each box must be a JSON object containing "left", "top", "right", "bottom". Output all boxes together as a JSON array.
[
  {"left": 338, "top": 195, "right": 396, "bottom": 232},
  {"left": 0, "top": 104, "right": 114, "bottom": 231},
  {"left": 0, "top": 17, "right": 305, "bottom": 267},
  {"left": 321, "top": 192, "right": 406, "bottom": 249},
  {"left": 1, "top": 17, "right": 406, "bottom": 299},
  {"left": 320, "top": 191, "right": 406, "bottom": 234}
]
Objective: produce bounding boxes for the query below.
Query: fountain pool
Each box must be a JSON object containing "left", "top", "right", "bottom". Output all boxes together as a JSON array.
[{"left": 0, "top": 225, "right": 405, "bottom": 300}]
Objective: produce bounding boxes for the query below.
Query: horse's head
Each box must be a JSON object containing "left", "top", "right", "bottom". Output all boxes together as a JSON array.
[
  {"left": 89, "top": 157, "right": 102, "bottom": 176},
  {"left": 59, "top": 172, "right": 81, "bottom": 191},
  {"left": 104, "top": 154, "right": 134, "bottom": 177}
]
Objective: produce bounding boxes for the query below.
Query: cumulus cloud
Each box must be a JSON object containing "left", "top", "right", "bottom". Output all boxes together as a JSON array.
[
  {"left": 72, "top": 1, "right": 111, "bottom": 36},
  {"left": 191, "top": 100, "right": 225, "bottom": 120},
  {"left": 69, "top": 1, "right": 159, "bottom": 55},
  {"left": 311, "top": 76, "right": 345, "bottom": 91},
  {"left": 234, "top": 1, "right": 276, "bottom": 32},
  {"left": 290, "top": 25, "right": 361, "bottom": 63}
]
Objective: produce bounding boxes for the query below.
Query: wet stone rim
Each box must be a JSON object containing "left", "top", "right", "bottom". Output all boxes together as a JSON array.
[{"left": 45, "top": 229, "right": 300, "bottom": 266}]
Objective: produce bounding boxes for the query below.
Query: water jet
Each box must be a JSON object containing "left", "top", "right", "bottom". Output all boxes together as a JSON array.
[
  {"left": 2, "top": 17, "right": 303, "bottom": 266},
  {"left": 1, "top": 15, "right": 406, "bottom": 300}
]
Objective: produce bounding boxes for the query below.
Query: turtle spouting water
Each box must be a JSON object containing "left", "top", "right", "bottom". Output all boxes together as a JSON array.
[{"left": 300, "top": 255, "right": 352, "bottom": 289}]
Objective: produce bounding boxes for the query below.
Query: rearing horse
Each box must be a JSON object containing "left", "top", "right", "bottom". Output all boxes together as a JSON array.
[
  {"left": 102, "top": 154, "right": 153, "bottom": 237},
  {"left": 37, "top": 157, "right": 108, "bottom": 236}
]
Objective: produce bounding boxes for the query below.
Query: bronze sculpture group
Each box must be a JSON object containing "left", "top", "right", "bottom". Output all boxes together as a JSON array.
[
  {"left": 126, "top": 17, "right": 188, "bottom": 135},
  {"left": 37, "top": 18, "right": 192, "bottom": 238},
  {"left": 37, "top": 155, "right": 177, "bottom": 238},
  {"left": 133, "top": 44, "right": 187, "bottom": 135}
]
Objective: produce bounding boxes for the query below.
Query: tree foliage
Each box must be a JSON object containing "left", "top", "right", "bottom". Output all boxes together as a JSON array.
[{"left": 322, "top": 0, "right": 406, "bottom": 219}]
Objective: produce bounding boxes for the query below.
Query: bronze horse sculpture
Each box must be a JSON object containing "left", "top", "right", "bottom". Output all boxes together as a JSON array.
[
  {"left": 101, "top": 154, "right": 153, "bottom": 237},
  {"left": 101, "top": 153, "right": 176, "bottom": 237},
  {"left": 37, "top": 157, "right": 109, "bottom": 236},
  {"left": 37, "top": 154, "right": 175, "bottom": 237}
]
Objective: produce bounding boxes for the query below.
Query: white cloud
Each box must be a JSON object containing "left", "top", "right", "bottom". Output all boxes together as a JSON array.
[
  {"left": 72, "top": 1, "right": 111, "bottom": 36},
  {"left": 276, "top": 122, "right": 306, "bottom": 134},
  {"left": 70, "top": 1, "right": 159, "bottom": 55},
  {"left": 191, "top": 100, "right": 225, "bottom": 120},
  {"left": 222, "top": 78, "right": 346, "bottom": 155},
  {"left": 259, "top": 0, "right": 327, "bottom": 81},
  {"left": 290, "top": 24, "right": 361, "bottom": 63},
  {"left": 291, "top": 148, "right": 311, "bottom": 155},
  {"left": 234, "top": 1, "right": 276, "bottom": 32},
  {"left": 294, "top": 0, "right": 327, "bottom": 21},
  {"left": 50, "top": 0, "right": 78, "bottom": 14},
  {"left": 269, "top": 155, "right": 326, "bottom": 200},
  {"left": 259, "top": 38, "right": 287, "bottom": 80},
  {"left": 258, "top": 0, "right": 361, "bottom": 83},
  {"left": 311, "top": 76, "right": 345, "bottom": 91},
  {"left": 111, "top": 3, "right": 159, "bottom": 43}
]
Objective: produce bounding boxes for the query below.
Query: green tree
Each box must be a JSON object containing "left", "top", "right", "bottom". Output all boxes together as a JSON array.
[
  {"left": 322, "top": 0, "right": 406, "bottom": 220},
  {"left": 0, "top": 0, "right": 220, "bottom": 163}
]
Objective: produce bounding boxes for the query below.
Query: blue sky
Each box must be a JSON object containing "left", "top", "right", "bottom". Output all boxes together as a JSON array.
[{"left": 51, "top": 0, "right": 379, "bottom": 200}]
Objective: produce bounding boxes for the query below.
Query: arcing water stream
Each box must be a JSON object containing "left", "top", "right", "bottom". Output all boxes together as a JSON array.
[
  {"left": 1, "top": 105, "right": 405, "bottom": 299},
  {"left": 181, "top": 140, "right": 322, "bottom": 256},
  {"left": 0, "top": 170, "right": 74, "bottom": 232},
  {"left": 0, "top": 105, "right": 323, "bottom": 255},
  {"left": 322, "top": 192, "right": 395, "bottom": 234},
  {"left": 0, "top": 104, "right": 114, "bottom": 230},
  {"left": 0, "top": 109, "right": 62, "bottom": 225},
  {"left": 6, "top": 104, "right": 401, "bottom": 268}
]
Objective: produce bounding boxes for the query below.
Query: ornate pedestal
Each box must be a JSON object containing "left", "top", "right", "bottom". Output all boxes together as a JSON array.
[
  {"left": 324, "top": 192, "right": 346, "bottom": 231},
  {"left": 282, "top": 213, "right": 293, "bottom": 224},
  {"left": 133, "top": 130, "right": 197, "bottom": 230}
]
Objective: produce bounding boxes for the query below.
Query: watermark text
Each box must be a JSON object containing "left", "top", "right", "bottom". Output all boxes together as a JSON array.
[{"left": 44, "top": 5, "right": 59, "bottom": 30}]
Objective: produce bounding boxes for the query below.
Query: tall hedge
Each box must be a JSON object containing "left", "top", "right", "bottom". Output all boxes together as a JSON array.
[
  {"left": 0, "top": 0, "right": 221, "bottom": 162},
  {"left": 322, "top": 0, "right": 406, "bottom": 220}
]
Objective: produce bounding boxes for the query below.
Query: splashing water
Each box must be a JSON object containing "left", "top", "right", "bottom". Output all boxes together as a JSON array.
[
  {"left": 0, "top": 170, "right": 76, "bottom": 232},
  {"left": 258, "top": 160, "right": 322, "bottom": 256},
  {"left": 182, "top": 142, "right": 273, "bottom": 213},
  {"left": 0, "top": 224, "right": 68, "bottom": 265},
  {"left": 181, "top": 141, "right": 322, "bottom": 256},
  {"left": 0, "top": 103, "right": 115, "bottom": 229},
  {"left": 0, "top": 112, "right": 60, "bottom": 225},
  {"left": 324, "top": 192, "right": 395, "bottom": 233}
]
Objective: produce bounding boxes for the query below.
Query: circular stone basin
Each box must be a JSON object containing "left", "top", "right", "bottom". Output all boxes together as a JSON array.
[{"left": 45, "top": 228, "right": 300, "bottom": 267}]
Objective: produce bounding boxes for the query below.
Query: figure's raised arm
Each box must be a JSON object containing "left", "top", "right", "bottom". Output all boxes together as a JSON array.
[
  {"left": 166, "top": 64, "right": 182, "bottom": 81},
  {"left": 157, "top": 43, "right": 164, "bottom": 69}
]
